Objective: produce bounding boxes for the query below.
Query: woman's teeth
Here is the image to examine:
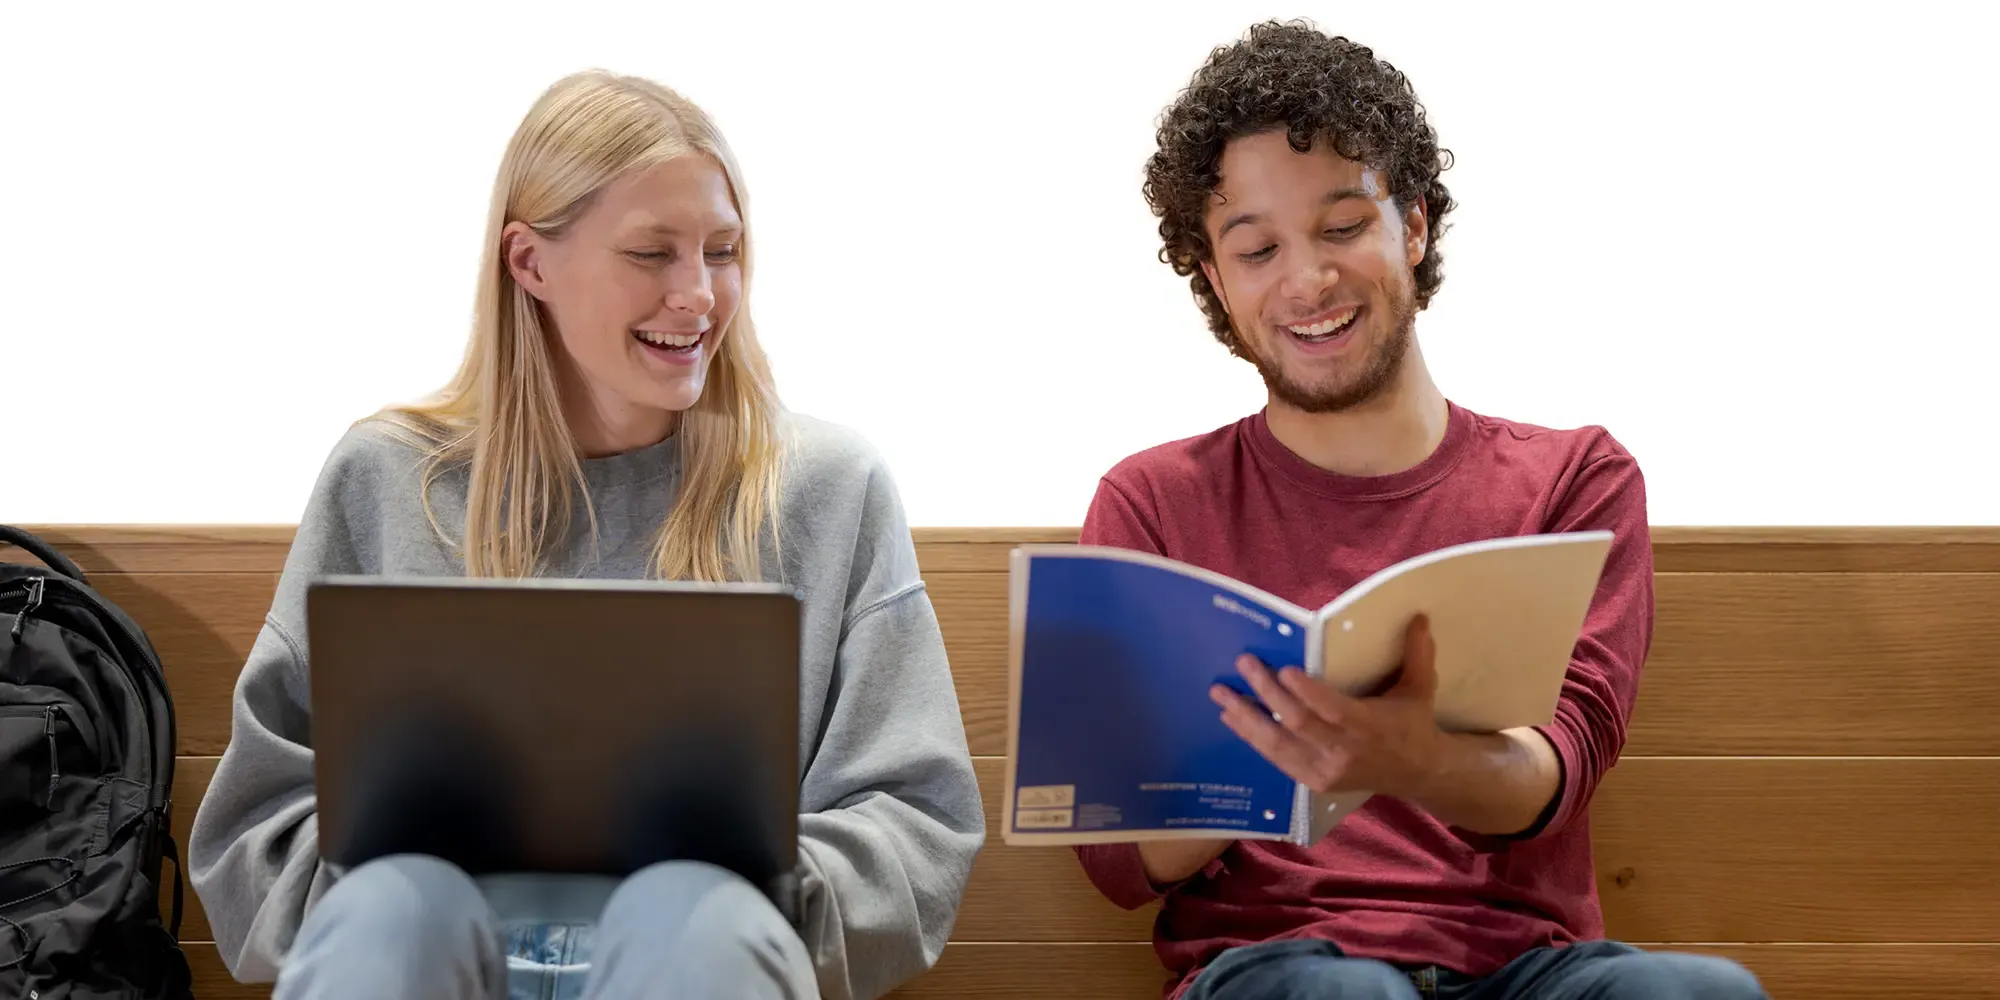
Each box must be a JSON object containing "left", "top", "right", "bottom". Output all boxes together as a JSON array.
[
  {"left": 1286, "top": 309, "right": 1358, "bottom": 341},
  {"left": 635, "top": 330, "right": 701, "bottom": 349}
]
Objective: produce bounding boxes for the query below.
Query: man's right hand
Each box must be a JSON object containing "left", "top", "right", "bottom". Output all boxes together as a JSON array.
[{"left": 1138, "top": 837, "right": 1233, "bottom": 885}]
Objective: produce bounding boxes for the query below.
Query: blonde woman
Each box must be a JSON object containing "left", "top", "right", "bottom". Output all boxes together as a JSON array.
[{"left": 187, "top": 71, "right": 984, "bottom": 1000}]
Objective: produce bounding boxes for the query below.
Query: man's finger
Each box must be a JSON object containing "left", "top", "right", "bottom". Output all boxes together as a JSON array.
[
  {"left": 1274, "top": 664, "right": 1361, "bottom": 726},
  {"left": 1239, "top": 656, "right": 1351, "bottom": 749},
  {"left": 1234, "top": 656, "right": 1307, "bottom": 728},
  {"left": 1212, "top": 684, "right": 1330, "bottom": 785}
]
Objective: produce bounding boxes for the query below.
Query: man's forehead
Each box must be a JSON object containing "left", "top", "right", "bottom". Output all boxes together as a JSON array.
[{"left": 1205, "top": 144, "right": 1390, "bottom": 238}]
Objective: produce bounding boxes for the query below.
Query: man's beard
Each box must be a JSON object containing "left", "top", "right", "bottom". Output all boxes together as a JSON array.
[{"left": 1243, "top": 290, "right": 1416, "bottom": 415}]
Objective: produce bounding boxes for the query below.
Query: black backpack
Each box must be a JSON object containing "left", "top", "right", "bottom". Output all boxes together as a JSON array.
[{"left": 0, "top": 526, "right": 193, "bottom": 1000}]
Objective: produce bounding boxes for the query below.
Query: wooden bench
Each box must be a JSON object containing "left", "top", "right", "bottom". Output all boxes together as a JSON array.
[{"left": 7, "top": 526, "right": 2000, "bottom": 998}]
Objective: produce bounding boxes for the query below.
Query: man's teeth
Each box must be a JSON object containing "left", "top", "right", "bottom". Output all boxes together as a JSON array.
[
  {"left": 1286, "top": 310, "right": 1357, "bottom": 339},
  {"left": 637, "top": 330, "right": 701, "bottom": 348}
]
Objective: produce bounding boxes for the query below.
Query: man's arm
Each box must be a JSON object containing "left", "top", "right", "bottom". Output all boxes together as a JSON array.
[
  {"left": 1405, "top": 727, "right": 1562, "bottom": 836},
  {"left": 1138, "top": 839, "right": 1233, "bottom": 884}
]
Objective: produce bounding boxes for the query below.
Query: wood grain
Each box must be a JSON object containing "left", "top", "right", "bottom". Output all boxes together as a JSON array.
[
  {"left": 166, "top": 756, "right": 2000, "bottom": 948},
  {"left": 109, "top": 565, "right": 2000, "bottom": 759},
  {"left": 1631, "top": 572, "right": 2000, "bottom": 755},
  {"left": 92, "top": 574, "right": 278, "bottom": 755},
  {"left": 12, "top": 525, "right": 2000, "bottom": 576},
  {"left": 181, "top": 940, "right": 2000, "bottom": 999},
  {"left": 169, "top": 756, "right": 217, "bottom": 943},
  {"left": 935, "top": 570, "right": 2000, "bottom": 757},
  {"left": 36, "top": 566, "right": 2000, "bottom": 759},
  {"left": 1592, "top": 757, "right": 2000, "bottom": 943}
]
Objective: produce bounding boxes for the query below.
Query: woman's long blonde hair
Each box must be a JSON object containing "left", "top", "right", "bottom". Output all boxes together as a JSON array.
[{"left": 375, "top": 70, "right": 784, "bottom": 582}]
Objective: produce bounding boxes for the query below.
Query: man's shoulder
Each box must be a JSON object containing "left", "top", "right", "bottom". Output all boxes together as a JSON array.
[{"left": 1461, "top": 405, "right": 1639, "bottom": 475}]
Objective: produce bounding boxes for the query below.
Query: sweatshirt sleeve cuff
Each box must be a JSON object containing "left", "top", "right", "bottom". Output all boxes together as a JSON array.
[{"left": 1517, "top": 721, "right": 1583, "bottom": 840}]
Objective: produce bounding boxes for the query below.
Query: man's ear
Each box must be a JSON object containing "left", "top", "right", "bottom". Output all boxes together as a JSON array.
[
  {"left": 1201, "top": 259, "right": 1231, "bottom": 315},
  {"left": 503, "top": 221, "right": 554, "bottom": 302},
  {"left": 1403, "top": 197, "right": 1429, "bottom": 270}
]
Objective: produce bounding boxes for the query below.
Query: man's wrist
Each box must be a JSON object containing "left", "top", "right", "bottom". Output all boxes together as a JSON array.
[{"left": 1399, "top": 727, "right": 1561, "bottom": 836}]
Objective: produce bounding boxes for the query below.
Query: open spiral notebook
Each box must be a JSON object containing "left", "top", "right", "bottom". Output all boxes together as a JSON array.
[{"left": 999, "top": 530, "right": 1613, "bottom": 847}]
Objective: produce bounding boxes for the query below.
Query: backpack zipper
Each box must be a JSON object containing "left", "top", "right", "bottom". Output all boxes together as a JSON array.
[
  {"left": 43, "top": 707, "right": 58, "bottom": 803},
  {"left": 0, "top": 574, "right": 167, "bottom": 811},
  {"left": 6, "top": 575, "right": 43, "bottom": 639}
]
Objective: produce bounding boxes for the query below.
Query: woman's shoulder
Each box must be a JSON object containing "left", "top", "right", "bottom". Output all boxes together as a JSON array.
[
  {"left": 312, "top": 415, "right": 439, "bottom": 497},
  {"left": 776, "top": 411, "right": 900, "bottom": 497},
  {"left": 773, "top": 410, "right": 915, "bottom": 541}
]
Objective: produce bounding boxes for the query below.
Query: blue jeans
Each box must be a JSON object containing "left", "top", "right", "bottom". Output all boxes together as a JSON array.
[
  {"left": 272, "top": 854, "right": 817, "bottom": 1000},
  {"left": 1185, "top": 938, "right": 1768, "bottom": 999}
]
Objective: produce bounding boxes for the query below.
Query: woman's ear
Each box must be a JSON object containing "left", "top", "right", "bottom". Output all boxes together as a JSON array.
[{"left": 503, "top": 221, "right": 553, "bottom": 302}]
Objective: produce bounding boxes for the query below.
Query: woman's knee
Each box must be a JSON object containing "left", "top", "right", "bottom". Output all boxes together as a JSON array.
[
  {"left": 279, "top": 854, "right": 504, "bottom": 999},
  {"left": 310, "top": 853, "right": 491, "bottom": 940},
  {"left": 603, "top": 860, "right": 789, "bottom": 941},
  {"left": 590, "top": 861, "right": 813, "bottom": 996}
]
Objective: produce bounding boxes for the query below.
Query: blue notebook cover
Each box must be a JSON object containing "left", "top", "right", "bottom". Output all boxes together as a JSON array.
[{"left": 1003, "top": 548, "right": 1312, "bottom": 842}]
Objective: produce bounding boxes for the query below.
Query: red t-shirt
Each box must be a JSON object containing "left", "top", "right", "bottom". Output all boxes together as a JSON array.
[{"left": 1073, "top": 401, "right": 1653, "bottom": 997}]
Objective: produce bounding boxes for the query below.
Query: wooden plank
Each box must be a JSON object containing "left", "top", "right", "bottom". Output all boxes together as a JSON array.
[
  {"left": 967, "top": 757, "right": 2000, "bottom": 944},
  {"left": 1649, "top": 526, "right": 2000, "bottom": 574},
  {"left": 167, "top": 756, "right": 2000, "bottom": 948},
  {"left": 2, "top": 526, "right": 295, "bottom": 574},
  {"left": 933, "top": 571, "right": 2000, "bottom": 758},
  {"left": 183, "top": 940, "right": 2000, "bottom": 999},
  {"left": 1635, "top": 573, "right": 2000, "bottom": 754},
  {"left": 1593, "top": 758, "right": 2000, "bottom": 943},
  {"left": 86, "top": 574, "right": 278, "bottom": 756},
  {"left": 122, "top": 569, "right": 2000, "bottom": 763},
  {"left": 13, "top": 525, "right": 2000, "bottom": 576},
  {"left": 927, "top": 573, "right": 1011, "bottom": 757},
  {"left": 169, "top": 756, "right": 218, "bottom": 943}
]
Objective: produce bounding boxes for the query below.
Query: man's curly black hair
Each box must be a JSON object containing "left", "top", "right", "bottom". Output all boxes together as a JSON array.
[{"left": 1144, "top": 20, "right": 1456, "bottom": 353}]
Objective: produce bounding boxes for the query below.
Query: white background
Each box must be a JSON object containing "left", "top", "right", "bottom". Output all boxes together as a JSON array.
[{"left": 4, "top": 1, "right": 1994, "bottom": 526}]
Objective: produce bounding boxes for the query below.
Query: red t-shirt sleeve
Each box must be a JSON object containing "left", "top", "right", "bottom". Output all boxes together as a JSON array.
[
  {"left": 1508, "top": 442, "right": 1654, "bottom": 842},
  {"left": 1068, "top": 475, "right": 1184, "bottom": 908}
]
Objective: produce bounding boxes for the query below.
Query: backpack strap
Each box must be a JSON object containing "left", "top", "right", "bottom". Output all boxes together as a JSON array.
[
  {"left": 162, "top": 830, "right": 185, "bottom": 940},
  {"left": 0, "top": 526, "right": 88, "bottom": 584}
]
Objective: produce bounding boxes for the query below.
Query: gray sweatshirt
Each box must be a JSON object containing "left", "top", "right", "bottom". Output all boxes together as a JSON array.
[{"left": 187, "top": 411, "right": 985, "bottom": 1000}]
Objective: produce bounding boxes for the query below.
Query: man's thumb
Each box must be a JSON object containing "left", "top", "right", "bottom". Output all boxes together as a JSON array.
[{"left": 1391, "top": 614, "right": 1438, "bottom": 701}]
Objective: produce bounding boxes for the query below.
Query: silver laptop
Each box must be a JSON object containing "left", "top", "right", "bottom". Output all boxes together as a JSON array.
[{"left": 305, "top": 575, "right": 802, "bottom": 908}]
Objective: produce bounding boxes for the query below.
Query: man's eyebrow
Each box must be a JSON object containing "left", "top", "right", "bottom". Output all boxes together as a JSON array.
[{"left": 1215, "top": 186, "right": 1372, "bottom": 241}]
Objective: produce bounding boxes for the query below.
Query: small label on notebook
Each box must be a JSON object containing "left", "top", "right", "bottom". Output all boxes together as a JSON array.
[
  {"left": 1017, "top": 784, "right": 1076, "bottom": 809},
  {"left": 1015, "top": 807, "right": 1075, "bottom": 829}
]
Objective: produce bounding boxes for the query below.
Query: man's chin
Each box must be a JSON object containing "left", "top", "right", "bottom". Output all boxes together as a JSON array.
[{"left": 1261, "top": 362, "right": 1397, "bottom": 414}]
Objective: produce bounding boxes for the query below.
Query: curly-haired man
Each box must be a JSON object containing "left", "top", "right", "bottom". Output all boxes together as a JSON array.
[{"left": 1072, "top": 21, "right": 1767, "bottom": 1000}]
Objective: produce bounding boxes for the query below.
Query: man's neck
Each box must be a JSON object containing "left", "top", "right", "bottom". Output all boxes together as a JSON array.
[{"left": 1264, "top": 357, "right": 1450, "bottom": 478}]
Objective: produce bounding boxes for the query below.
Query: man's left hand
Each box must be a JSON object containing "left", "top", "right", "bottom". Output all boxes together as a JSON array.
[{"left": 1211, "top": 614, "right": 1444, "bottom": 801}]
